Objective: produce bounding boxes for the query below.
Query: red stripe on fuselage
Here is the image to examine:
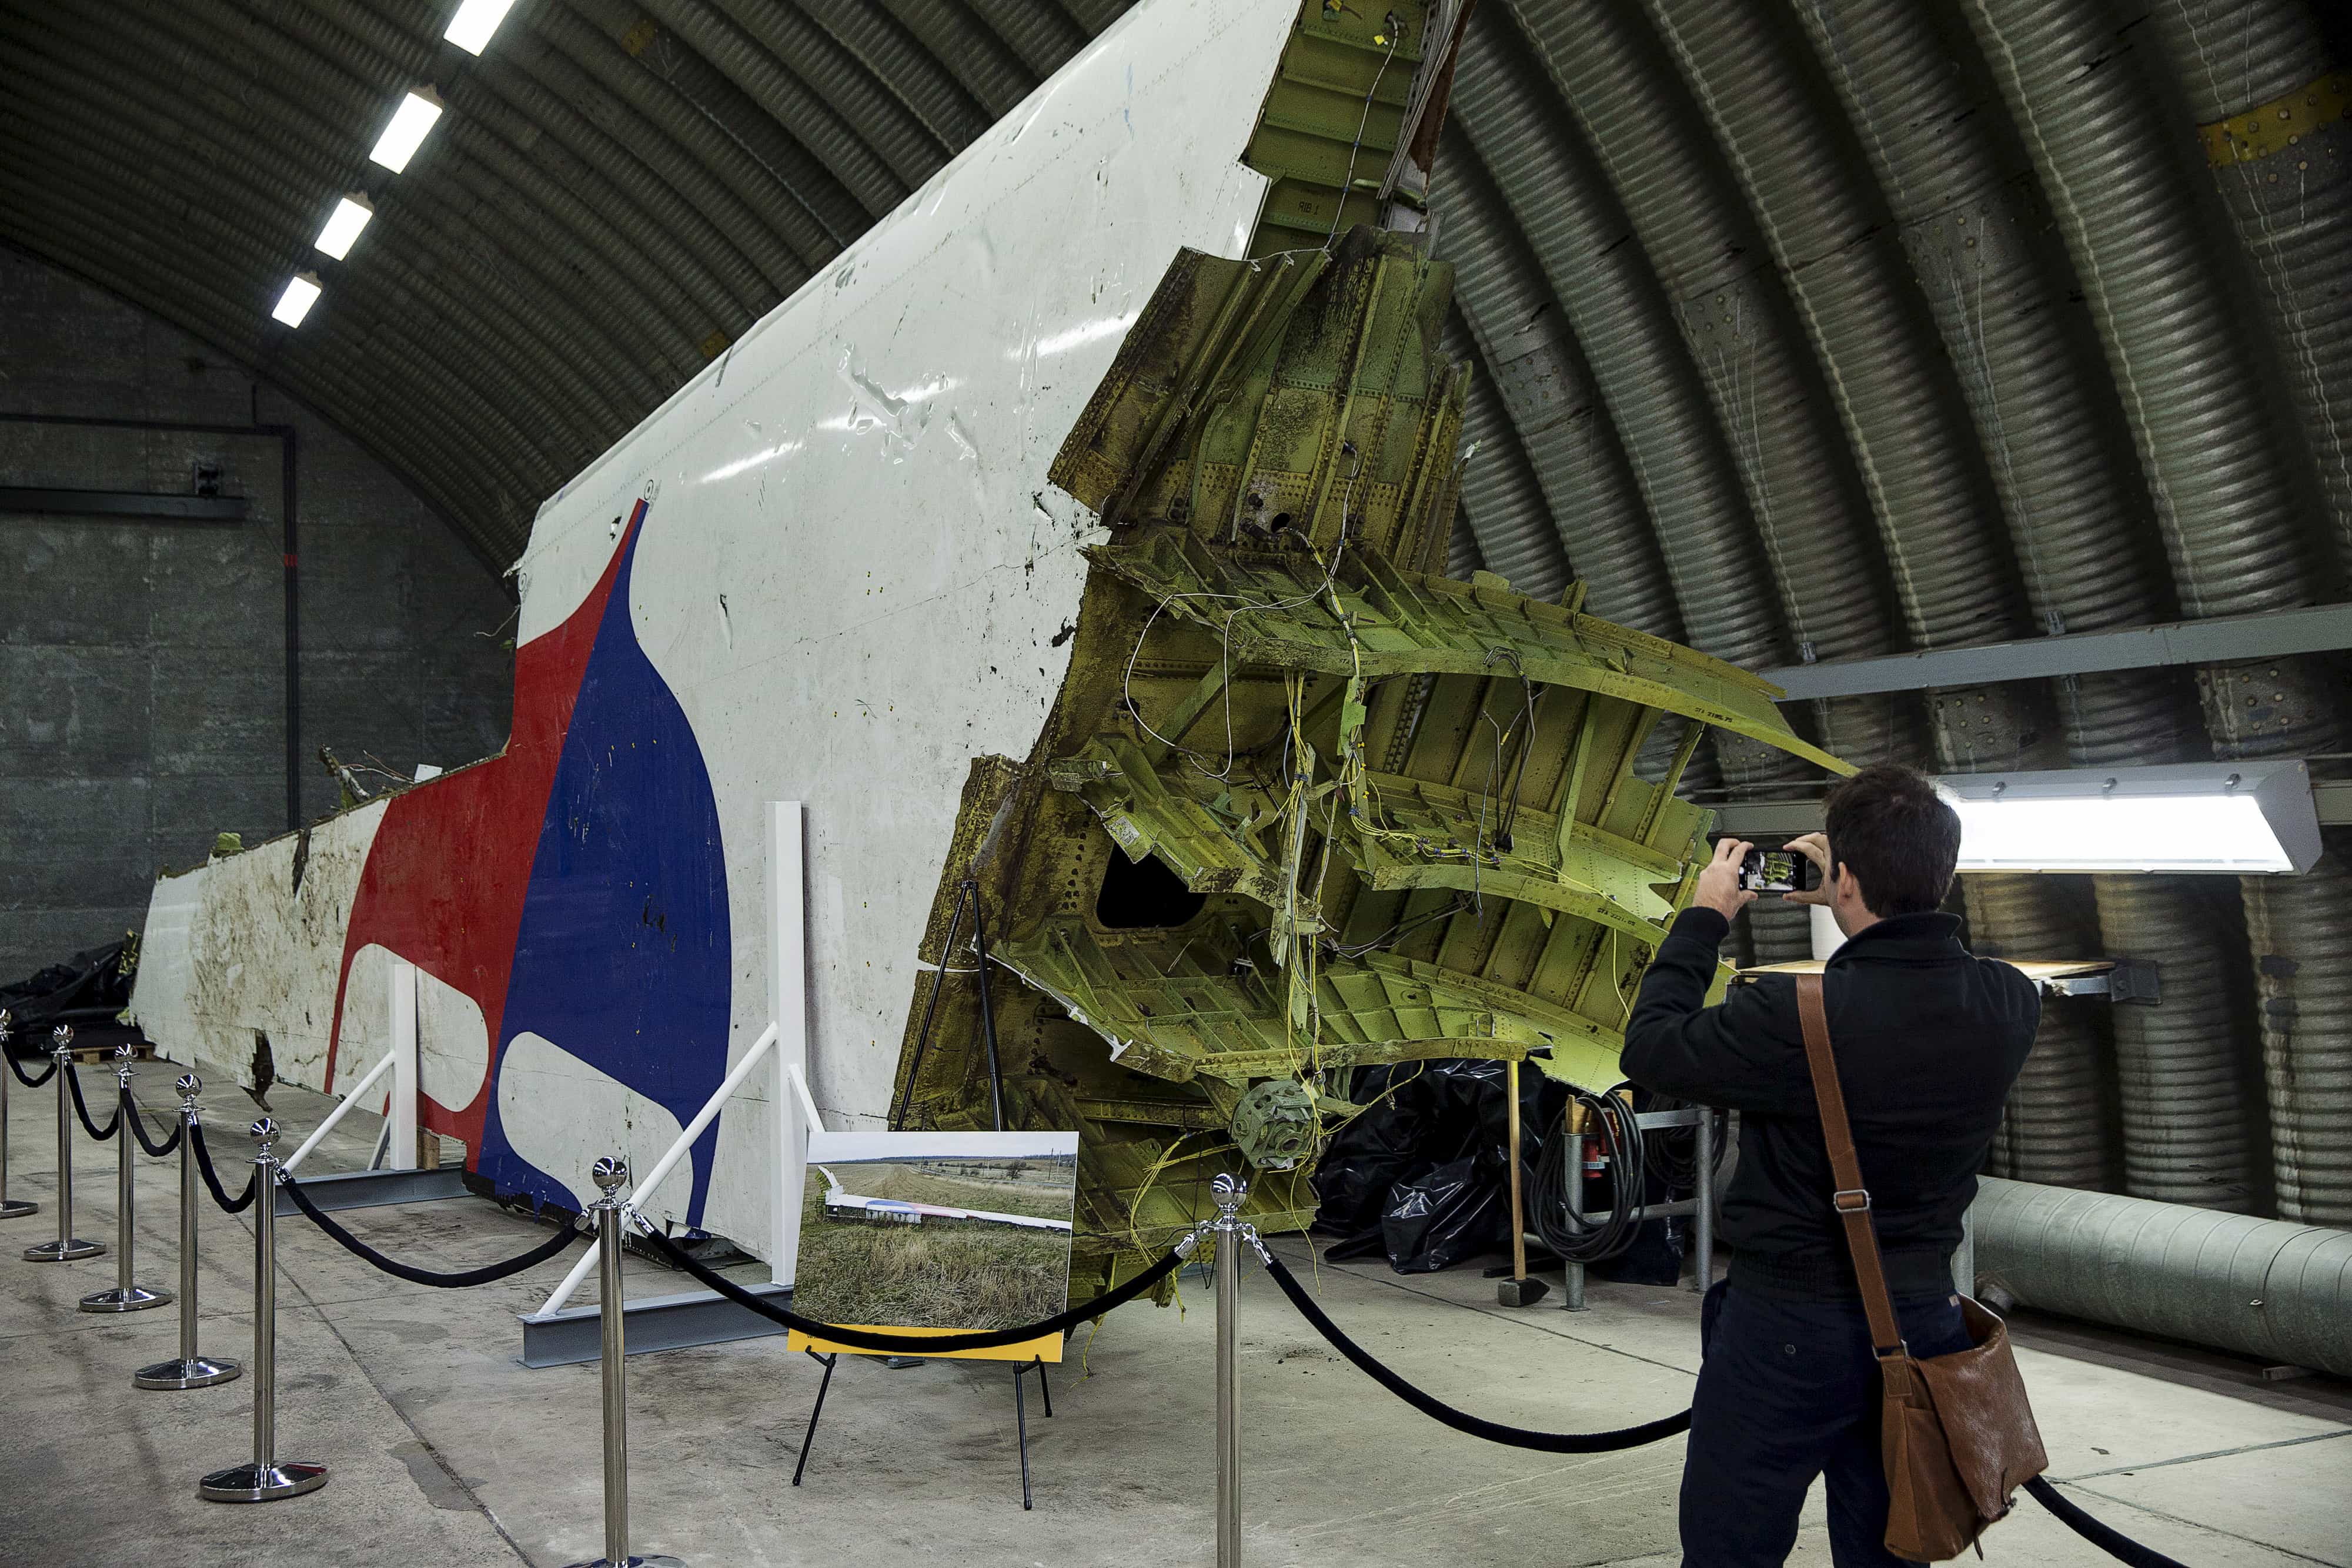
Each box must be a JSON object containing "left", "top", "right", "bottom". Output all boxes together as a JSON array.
[{"left": 322, "top": 502, "right": 647, "bottom": 1155}]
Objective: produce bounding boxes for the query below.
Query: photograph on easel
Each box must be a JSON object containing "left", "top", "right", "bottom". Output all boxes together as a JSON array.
[{"left": 794, "top": 1131, "right": 1079, "bottom": 1335}]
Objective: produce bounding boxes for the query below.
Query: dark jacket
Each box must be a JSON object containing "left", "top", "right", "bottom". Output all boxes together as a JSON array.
[{"left": 1621, "top": 908, "right": 2038, "bottom": 1300}]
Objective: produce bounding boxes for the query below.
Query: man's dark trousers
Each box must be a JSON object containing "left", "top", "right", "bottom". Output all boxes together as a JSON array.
[{"left": 1680, "top": 1281, "right": 1973, "bottom": 1566}]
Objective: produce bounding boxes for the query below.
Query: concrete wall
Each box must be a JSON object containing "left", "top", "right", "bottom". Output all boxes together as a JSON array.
[{"left": 1, "top": 246, "right": 513, "bottom": 981}]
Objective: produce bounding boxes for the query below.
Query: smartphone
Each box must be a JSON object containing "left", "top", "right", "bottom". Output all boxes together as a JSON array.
[{"left": 1739, "top": 846, "right": 1818, "bottom": 894}]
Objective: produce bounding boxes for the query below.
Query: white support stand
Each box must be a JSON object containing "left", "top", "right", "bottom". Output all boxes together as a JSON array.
[
  {"left": 534, "top": 1022, "right": 780, "bottom": 1319},
  {"left": 518, "top": 801, "right": 818, "bottom": 1365},
  {"left": 386, "top": 955, "right": 420, "bottom": 1172},
  {"left": 769, "top": 801, "right": 810, "bottom": 1288},
  {"left": 273, "top": 957, "right": 465, "bottom": 1213},
  {"left": 283, "top": 1050, "right": 396, "bottom": 1176},
  {"left": 285, "top": 957, "right": 421, "bottom": 1176}
]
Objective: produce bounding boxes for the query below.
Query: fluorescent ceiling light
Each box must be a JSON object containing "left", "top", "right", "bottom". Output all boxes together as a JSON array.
[
  {"left": 271, "top": 273, "right": 323, "bottom": 327},
  {"left": 1939, "top": 761, "right": 2321, "bottom": 875},
  {"left": 443, "top": 0, "right": 518, "bottom": 55},
  {"left": 313, "top": 195, "right": 373, "bottom": 260},
  {"left": 369, "top": 89, "right": 445, "bottom": 172}
]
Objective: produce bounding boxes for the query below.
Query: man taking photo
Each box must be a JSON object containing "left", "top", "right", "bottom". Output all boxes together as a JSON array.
[{"left": 1622, "top": 764, "right": 2039, "bottom": 1567}]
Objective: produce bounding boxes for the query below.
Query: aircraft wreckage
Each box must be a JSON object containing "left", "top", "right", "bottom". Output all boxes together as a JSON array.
[
  {"left": 129, "top": 0, "right": 1843, "bottom": 1300},
  {"left": 888, "top": 225, "right": 1846, "bottom": 1295}
]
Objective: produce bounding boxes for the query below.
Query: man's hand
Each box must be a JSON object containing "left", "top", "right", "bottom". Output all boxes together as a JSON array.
[
  {"left": 1694, "top": 838, "right": 1759, "bottom": 921},
  {"left": 1782, "top": 831, "right": 1835, "bottom": 906}
]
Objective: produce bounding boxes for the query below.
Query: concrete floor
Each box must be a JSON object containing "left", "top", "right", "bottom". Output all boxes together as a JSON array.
[{"left": 2, "top": 1069, "right": 2347, "bottom": 1567}]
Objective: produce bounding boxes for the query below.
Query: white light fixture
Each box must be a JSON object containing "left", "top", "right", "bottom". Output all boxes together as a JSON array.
[
  {"left": 271, "top": 273, "right": 323, "bottom": 327},
  {"left": 443, "top": 0, "right": 519, "bottom": 55},
  {"left": 369, "top": 88, "right": 445, "bottom": 172},
  {"left": 1939, "top": 761, "right": 2321, "bottom": 875},
  {"left": 313, "top": 194, "right": 374, "bottom": 260}
]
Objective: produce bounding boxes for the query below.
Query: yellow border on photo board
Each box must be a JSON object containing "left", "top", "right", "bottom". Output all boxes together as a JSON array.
[{"left": 786, "top": 1327, "right": 1065, "bottom": 1364}]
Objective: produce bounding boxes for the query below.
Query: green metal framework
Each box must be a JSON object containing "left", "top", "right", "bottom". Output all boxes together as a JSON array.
[{"left": 887, "top": 5, "right": 1846, "bottom": 1299}]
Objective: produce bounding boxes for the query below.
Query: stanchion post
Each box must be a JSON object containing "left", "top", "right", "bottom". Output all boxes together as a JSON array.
[
  {"left": 22, "top": 1025, "right": 102, "bottom": 1262},
  {"left": 82, "top": 1045, "right": 172, "bottom": 1313},
  {"left": 1213, "top": 1172, "right": 1246, "bottom": 1568},
  {"left": 199, "top": 1118, "right": 327, "bottom": 1502},
  {"left": 0, "top": 1011, "right": 36, "bottom": 1220},
  {"left": 564, "top": 1155, "right": 684, "bottom": 1568},
  {"left": 136, "top": 1075, "right": 241, "bottom": 1390}
]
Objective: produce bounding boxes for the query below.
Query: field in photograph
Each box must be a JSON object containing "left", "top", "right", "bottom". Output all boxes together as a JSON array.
[
  {"left": 793, "top": 1169, "right": 1074, "bottom": 1332},
  {"left": 820, "top": 1158, "right": 1074, "bottom": 1221}
]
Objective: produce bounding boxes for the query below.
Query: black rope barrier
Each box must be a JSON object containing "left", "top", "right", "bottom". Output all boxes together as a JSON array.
[
  {"left": 636, "top": 1223, "right": 1191, "bottom": 1355},
  {"left": 189, "top": 1123, "right": 259, "bottom": 1213},
  {"left": 1271, "top": 1253, "right": 2188, "bottom": 1562},
  {"left": 5, "top": 1050, "right": 57, "bottom": 1089},
  {"left": 278, "top": 1174, "right": 588, "bottom": 1288},
  {"left": 1261, "top": 1252, "right": 1693, "bottom": 1453},
  {"left": 2024, "top": 1477, "right": 2191, "bottom": 1568},
  {"left": 121, "top": 1086, "right": 183, "bottom": 1157},
  {"left": 65, "top": 1063, "right": 121, "bottom": 1141}
]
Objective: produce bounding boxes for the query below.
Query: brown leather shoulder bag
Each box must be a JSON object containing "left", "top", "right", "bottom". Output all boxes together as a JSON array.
[{"left": 1794, "top": 974, "right": 2049, "bottom": 1562}]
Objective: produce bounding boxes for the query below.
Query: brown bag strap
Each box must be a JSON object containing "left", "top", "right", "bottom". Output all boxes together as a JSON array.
[{"left": 1795, "top": 975, "right": 1907, "bottom": 1358}]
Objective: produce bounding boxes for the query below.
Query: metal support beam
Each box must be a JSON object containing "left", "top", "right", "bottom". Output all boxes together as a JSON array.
[
  {"left": 270, "top": 1162, "right": 469, "bottom": 1216},
  {"left": 0, "top": 486, "right": 248, "bottom": 520},
  {"left": 519, "top": 1281, "right": 790, "bottom": 1369},
  {"left": 1759, "top": 603, "right": 2352, "bottom": 700}
]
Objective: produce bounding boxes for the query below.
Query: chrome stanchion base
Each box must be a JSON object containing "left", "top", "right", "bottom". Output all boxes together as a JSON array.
[
  {"left": 560, "top": 1554, "right": 686, "bottom": 1567},
  {"left": 133, "top": 1354, "right": 242, "bottom": 1390},
  {"left": 198, "top": 1460, "right": 328, "bottom": 1502},
  {"left": 22, "top": 1235, "right": 104, "bottom": 1262},
  {"left": 80, "top": 1283, "right": 173, "bottom": 1313},
  {"left": 0, "top": 1199, "right": 35, "bottom": 1219}
]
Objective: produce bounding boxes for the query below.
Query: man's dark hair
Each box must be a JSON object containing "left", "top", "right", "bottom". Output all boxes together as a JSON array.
[{"left": 1823, "top": 764, "right": 1962, "bottom": 917}]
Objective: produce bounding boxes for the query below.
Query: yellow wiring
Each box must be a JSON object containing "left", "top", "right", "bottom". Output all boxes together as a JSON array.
[{"left": 1118, "top": 1131, "right": 1229, "bottom": 1253}]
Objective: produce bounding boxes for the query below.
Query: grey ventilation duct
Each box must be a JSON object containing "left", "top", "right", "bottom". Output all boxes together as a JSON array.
[{"left": 1975, "top": 1176, "right": 2352, "bottom": 1377}]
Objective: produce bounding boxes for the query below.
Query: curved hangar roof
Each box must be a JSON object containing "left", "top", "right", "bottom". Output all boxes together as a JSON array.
[{"left": 4, "top": 0, "right": 2347, "bottom": 668}]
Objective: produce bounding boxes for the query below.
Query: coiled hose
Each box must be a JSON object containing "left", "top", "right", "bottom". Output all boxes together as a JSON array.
[{"left": 1531, "top": 1089, "right": 1725, "bottom": 1264}]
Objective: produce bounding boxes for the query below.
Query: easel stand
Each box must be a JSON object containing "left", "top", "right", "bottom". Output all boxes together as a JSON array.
[{"left": 790, "top": 1342, "right": 1059, "bottom": 1508}]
